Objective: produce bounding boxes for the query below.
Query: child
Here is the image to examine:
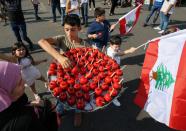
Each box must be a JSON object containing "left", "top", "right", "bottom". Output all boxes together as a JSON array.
[
  {"left": 87, "top": 7, "right": 116, "bottom": 50},
  {"left": 66, "top": 0, "right": 80, "bottom": 16},
  {"left": 107, "top": 35, "right": 137, "bottom": 106},
  {"left": 38, "top": 14, "right": 89, "bottom": 127},
  {"left": 31, "top": 0, "right": 42, "bottom": 20},
  {"left": 0, "top": 42, "right": 47, "bottom": 104},
  {"left": 107, "top": 35, "right": 137, "bottom": 64}
]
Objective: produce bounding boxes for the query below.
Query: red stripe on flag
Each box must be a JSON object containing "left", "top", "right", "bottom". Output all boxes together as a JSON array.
[
  {"left": 126, "top": 5, "right": 141, "bottom": 34},
  {"left": 169, "top": 41, "right": 186, "bottom": 130},
  {"left": 119, "top": 18, "right": 126, "bottom": 35},
  {"left": 134, "top": 39, "right": 159, "bottom": 108},
  {"left": 134, "top": 5, "right": 141, "bottom": 25}
]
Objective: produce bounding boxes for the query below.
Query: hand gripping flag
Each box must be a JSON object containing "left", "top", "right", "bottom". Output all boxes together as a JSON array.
[
  {"left": 118, "top": 4, "right": 141, "bottom": 35},
  {"left": 134, "top": 29, "right": 186, "bottom": 131}
]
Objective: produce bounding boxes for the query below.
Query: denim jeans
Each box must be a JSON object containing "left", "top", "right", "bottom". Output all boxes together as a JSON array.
[
  {"left": 56, "top": 100, "right": 81, "bottom": 115},
  {"left": 51, "top": 3, "right": 61, "bottom": 22},
  {"left": 10, "top": 21, "right": 33, "bottom": 46},
  {"left": 160, "top": 12, "right": 170, "bottom": 31},
  {"left": 145, "top": 6, "right": 160, "bottom": 24},
  {"left": 81, "top": 3, "right": 88, "bottom": 25},
  {"left": 60, "top": 7, "right": 66, "bottom": 25}
]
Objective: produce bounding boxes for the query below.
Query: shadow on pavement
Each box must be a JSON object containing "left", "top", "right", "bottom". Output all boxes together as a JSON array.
[{"left": 121, "top": 53, "right": 145, "bottom": 66}]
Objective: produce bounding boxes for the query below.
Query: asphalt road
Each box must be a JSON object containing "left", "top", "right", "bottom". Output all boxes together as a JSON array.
[{"left": 0, "top": 0, "right": 186, "bottom": 131}]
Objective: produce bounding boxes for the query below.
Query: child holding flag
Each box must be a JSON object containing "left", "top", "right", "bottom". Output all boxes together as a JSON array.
[
  {"left": 107, "top": 35, "right": 137, "bottom": 106},
  {"left": 87, "top": 7, "right": 116, "bottom": 50}
]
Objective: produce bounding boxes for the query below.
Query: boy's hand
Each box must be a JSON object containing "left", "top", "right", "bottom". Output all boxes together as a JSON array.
[
  {"left": 91, "top": 34, "right": 98, "bottom": 39},
  {"left": 110, "top": 24, "right": 116, "bottom": 31},
  {"left": 57, "top": 56, "right": 72, "bottom": 69}
]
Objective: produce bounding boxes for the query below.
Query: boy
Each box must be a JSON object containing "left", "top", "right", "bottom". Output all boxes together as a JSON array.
[
  {"left": 107, "top": 35, "right": 137, "bottom": 106},
  {"left": 38, "top": 14, "right": 88, "bottom": 127},
  {"left": 107, "top": 35, "right": 137, "bottom": 64},
  {"left": 87, "top": 7, "right": 116, "bottom": 50}
]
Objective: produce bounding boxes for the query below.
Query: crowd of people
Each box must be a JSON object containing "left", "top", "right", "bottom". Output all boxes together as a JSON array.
[{"left": 0, "top": 0, "right": 181, "bottom": 130}]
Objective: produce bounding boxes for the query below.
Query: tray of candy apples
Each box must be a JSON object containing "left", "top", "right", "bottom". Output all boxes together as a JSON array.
[{"left": 47, "top": 47, "right": 124, "bottom": 112}]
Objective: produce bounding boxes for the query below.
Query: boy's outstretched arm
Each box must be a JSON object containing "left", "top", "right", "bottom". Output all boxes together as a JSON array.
[
  {"left": 38, "top": 38, "right": 72, "bottom": 68},
  {"left": 117, "top": 47, "right": 137, "bottom": 56}
]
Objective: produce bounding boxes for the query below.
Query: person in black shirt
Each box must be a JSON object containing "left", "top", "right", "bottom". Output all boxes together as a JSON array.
[{"left": 4, "top": 0, "right": 34, "bottom": 50}]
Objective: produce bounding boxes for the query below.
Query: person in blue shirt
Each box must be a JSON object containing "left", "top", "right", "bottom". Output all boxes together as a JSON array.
[
  {"left": 87, "top": 7, "right": 116, "bottom": 50},
  {"left": 143, "top": 0, "right": 164, "bottom": 27}
]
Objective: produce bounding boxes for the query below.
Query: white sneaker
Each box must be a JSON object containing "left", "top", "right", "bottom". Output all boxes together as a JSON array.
[
  {"left": 158, "top": 30, "right": 165, "bottom": 34},
  {"left": 112, "top": 99, "right": 121, "bottom": 107},
  {"left": 89, "top": 8, "right": 92, "bottom": 11},
  {"left": 153, "top": 26, "right": 161, "bottom": 31}
]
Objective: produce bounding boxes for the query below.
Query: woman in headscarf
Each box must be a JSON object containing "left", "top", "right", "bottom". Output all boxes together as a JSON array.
[{"left": 0, "top": 61, "right": 57, "bottom": 131}]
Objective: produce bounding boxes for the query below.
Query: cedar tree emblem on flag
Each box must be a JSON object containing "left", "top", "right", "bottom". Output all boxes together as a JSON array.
[{"left": 151, "top": 64, "right": 175, "bottom": 91}]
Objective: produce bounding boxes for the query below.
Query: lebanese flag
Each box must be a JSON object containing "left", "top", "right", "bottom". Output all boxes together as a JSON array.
[
  {"left": 119, "top": 4, "right": 141, "bottom": 35},
  {"left": 134, "top": 29, "right": 186, "bottom": 130}
]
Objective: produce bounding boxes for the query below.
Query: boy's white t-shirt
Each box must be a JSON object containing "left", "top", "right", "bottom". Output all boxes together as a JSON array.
[
  {"left": 107, "top": 47, "right": 121, "bottom": 65},
  {"left": 160, "top": 0, "right": 177, "bottom": 14}
]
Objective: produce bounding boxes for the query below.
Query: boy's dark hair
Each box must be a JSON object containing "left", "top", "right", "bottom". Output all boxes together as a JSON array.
[
  {"left": 64, "top": 14, "right": 81, "bottom": 27},
  {"left": 94, "top": 7, "right": 105, "bottom": 18},
  {"left": 110, "top": 35, "right": 122, "bottom": 45},
  {"left": 12, "top": 42, "right": 34, "bottom": 64}
]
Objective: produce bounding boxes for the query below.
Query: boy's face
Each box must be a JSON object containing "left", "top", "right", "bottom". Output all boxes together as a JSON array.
[
  {"left": 97, "top": 14, "right": 105, "bottom": 22},
  {"left": 64, "top": 24, "right": 81, "bottom": 40},
  {"left": 110, "top": 44, "right": 120, "bottom": 52}
]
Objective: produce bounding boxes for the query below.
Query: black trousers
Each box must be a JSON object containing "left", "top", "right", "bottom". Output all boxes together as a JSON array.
[{"left": 110, "top": 0, "right": 118, "bottom": 14}]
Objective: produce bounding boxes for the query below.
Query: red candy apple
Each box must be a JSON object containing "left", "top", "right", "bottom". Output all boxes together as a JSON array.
[
  {"left": 96, "top": 96, "right": 105, "bottom": 106},
  {"left": 59, "top": 92, "right": 67, "bottom": 101},
  {"left": 94, "top": 87, "right": 103, "bottom": 96},
  {"left": 67, "top": 96, "right": 76, "bottom": 106},
  {"left": 76, "top": 99, "right": 85, "bottom": 110},
  {"left": 104, "top": 93, "right": 112, "bottom": 102}
]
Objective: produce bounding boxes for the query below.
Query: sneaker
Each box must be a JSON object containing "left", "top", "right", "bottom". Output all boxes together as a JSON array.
[
  {"left": 36, "top": 16, "right": 42, "bottom": 20},
  {"left": 158, "top": 30, "right": 165, "bottom": 34},
  {"left": 112, "top": 99, "right": 121, "bottom": 107},
  {"left": 143, "top": 23, "right": 148, "bottom": 27},
  {"left": 154, "top": 26, "right": 161, "bottom": 30},
  {"left": 89, "top": 8, "right": 92, "bottom": 11}
]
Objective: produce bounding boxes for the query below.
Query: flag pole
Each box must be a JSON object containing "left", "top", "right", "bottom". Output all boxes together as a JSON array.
[{"left": 135, "top": 41, "right": 150, "bottom": 50}]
